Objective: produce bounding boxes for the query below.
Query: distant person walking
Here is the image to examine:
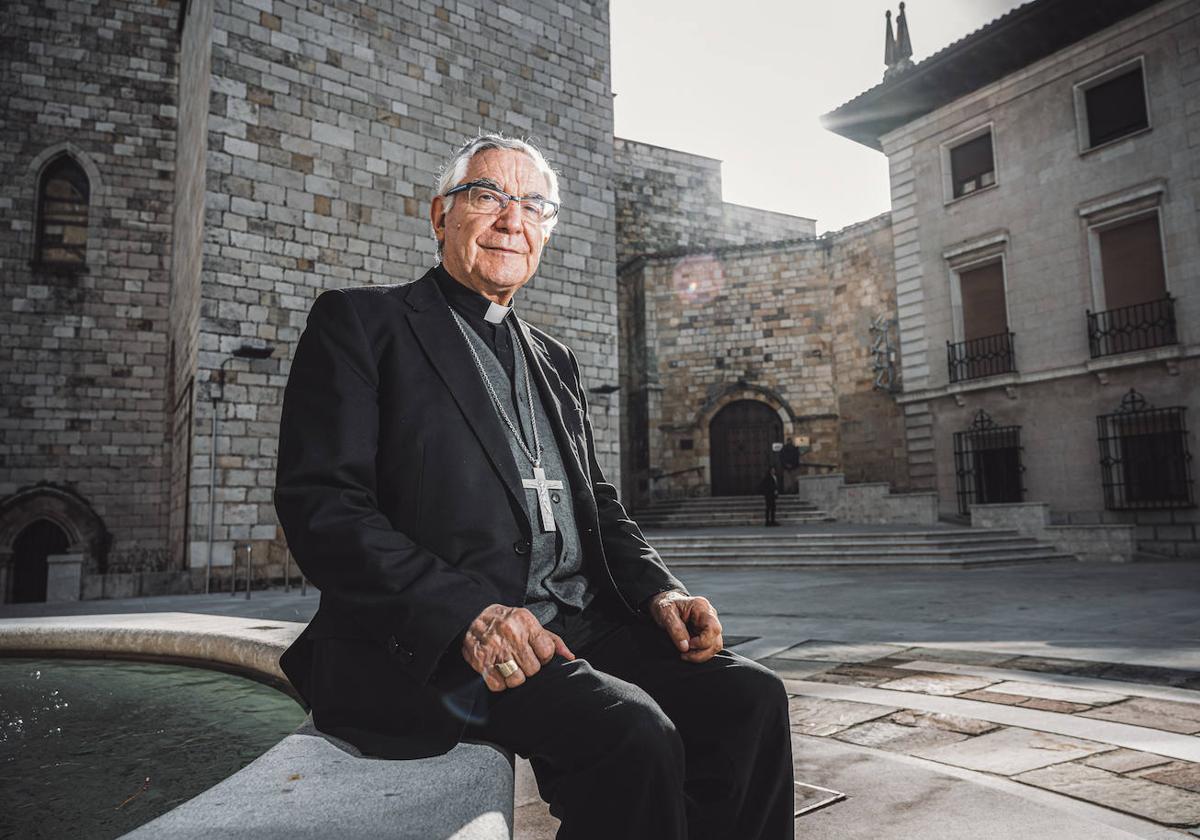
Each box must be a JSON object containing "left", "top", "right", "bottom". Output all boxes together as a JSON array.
[{"left": 759, "top": 466, "right": 780, "bottom": 527}]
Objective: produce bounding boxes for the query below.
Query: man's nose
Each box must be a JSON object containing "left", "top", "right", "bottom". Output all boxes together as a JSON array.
[{"left": 493, "top": 199, "right": 524, "bottom": 231}]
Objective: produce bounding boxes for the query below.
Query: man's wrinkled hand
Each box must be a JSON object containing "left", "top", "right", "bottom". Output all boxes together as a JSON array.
[
  {"left": 462, "top": 604, "right": 575, "bottom": 693},
  {"left": 647, "top": 591, "right": 723, "bottom": 663}
]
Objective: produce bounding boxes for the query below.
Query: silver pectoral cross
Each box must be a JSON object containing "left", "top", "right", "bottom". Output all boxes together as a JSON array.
[{"left": 522, "top": 465, "right": 565, "bottom": 533}]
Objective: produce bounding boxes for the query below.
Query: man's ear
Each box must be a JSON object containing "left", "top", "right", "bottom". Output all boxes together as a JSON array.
[{"left": 430, "top": 195, "right": 446, "bottom": 247}]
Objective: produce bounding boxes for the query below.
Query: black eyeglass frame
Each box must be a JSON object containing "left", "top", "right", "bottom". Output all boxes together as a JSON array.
[{"left": 443, "top": 179, "right": 560, "bottom": 222}]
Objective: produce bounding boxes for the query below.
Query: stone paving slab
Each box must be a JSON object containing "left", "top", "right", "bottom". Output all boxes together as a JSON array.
[
  {"left": 909, "top": 727, "right": 1114, "bottom": 776},
  {"left": 784, "top": 678, "right": 1200, "bottom": 763},
  {"left": 1082, "top": 749, "right": 1175, "bottom": 774},
  {"left": 898, "top": 660, "right": 1200, "bottom": 706},
  {"left": 755, "top": 657, "right": 833, "bottom": 681},
  {"left": 876, "top": 673, "right": 997, "bottom": 696},
  {"left": 1136, "top": 762, "right": 1200, "bottom": 794},
  {"left": 891, "top": 647, "right": 1020, "bottom": 666},
  {"left": 985, "top": 680, "right": 1128, "bottom": 706},
  {"left": 1081, "top": 698, "right": 1200, "bottom": 735},
  {"left": 889, "top": 709, "right": 1000, "bottom": 736},
  {"left": 1016, "top": 762, "right": 1200, "bottom": 826},
  {"left": 1010, "top": 656, "right": 1113, "bottom": 675},
  {"left": 792, "top": 735, "right": 1181, "bottom": 840},
  {"left": 774, "top": 640, "right": 911, "bottom": 663},
  {"left": 1021, "top": 698, "right": 1094, "bottom": 714},
  {"left": 833, "top": 720, "right": 969, "bottom": 753},
  {"left": 804, "top": 663, "right": 919, "bottom": 688},
  {"left": 787, "top": 696, "right": 896, "bottom": 737},
  {"left": 960, "top": 689, "right": 1031, "bottom": 706}
]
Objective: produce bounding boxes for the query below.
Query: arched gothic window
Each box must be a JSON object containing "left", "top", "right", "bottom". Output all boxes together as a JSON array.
[{"left": 34, "top": 154, "right": 90, "bottom": 269}]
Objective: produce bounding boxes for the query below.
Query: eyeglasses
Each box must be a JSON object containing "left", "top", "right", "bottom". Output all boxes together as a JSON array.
[{"left": 444, "top": 180, "right": 560, "bottom": 224}]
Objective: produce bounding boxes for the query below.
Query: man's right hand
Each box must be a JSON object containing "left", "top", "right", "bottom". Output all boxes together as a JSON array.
[{"left": 462, "top": 604, "right": 575, "bottom": 692}]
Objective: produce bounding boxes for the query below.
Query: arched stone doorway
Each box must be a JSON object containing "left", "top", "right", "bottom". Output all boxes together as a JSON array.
[
  {"left": 710, "top": 400, "right": 783, "bottom": 496},
  {"left": 11, "top": 520, "right": 69, "bottom": 603},
  {"left": 0, "top": 483, "right": 110, "bottom": 603}
]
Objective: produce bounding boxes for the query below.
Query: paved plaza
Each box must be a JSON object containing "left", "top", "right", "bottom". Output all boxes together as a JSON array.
[{"left": 3, "top": 551, "right": 1199, "bottom": 838}]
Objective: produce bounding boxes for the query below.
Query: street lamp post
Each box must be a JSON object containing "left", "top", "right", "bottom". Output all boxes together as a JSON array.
[{"left": 204, "top": 342, "right": 275, "bottom": 595}]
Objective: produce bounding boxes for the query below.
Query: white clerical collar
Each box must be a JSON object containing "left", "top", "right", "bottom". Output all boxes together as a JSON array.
[{"left": 484, "top": 300, "right": 512, "bottom": 324}]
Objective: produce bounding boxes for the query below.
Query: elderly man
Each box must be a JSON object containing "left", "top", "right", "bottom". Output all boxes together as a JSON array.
[{"left": 274, "top": 134, "right": 793, "bottom": 839}]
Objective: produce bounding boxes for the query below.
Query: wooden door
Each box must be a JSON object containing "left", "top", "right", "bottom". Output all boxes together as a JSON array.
[{"left": 709, "top": 401, "right": 783, "bottom": 496}]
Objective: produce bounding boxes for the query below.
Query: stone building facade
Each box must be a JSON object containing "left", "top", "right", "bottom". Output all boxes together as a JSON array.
[
  {"left": 1, "top": 0, "right": 181, "bottom": 600},
  {"left": 614, "top": 140, "right": 905, "bottom": 508},
  {"left": 1, "top": 0, "right": 624, "bottom": 600},
  {"left": 824, "top": 0, "right": 1199, "bottom": 556}
]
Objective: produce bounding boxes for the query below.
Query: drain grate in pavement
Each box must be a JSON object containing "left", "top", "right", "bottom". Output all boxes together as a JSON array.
[{"left": 794, "top": 781, "right": 847, "bottom": 817}]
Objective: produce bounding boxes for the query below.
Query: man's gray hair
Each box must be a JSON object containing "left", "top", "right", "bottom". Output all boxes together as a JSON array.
[{"left": 432, "top": 133, "right": 561, "bottom": 255}]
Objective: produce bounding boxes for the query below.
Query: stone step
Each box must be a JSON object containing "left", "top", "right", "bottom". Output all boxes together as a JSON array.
[
  {"left": 655, "top": 543, "right": 1062, "bottom": 561},
  {"left": 636, "top": 515, "right": 836, "bottom": 528},
  {"left": 637, "top": 503, "right": 819, "bottom": 515},
  {"left": 647, "top": 534, "right": 1037, "bottom": 549},
  {"left": 663, "top": 551, "right": 1073, "bottom": 569},
  {"left": 640, "top": 497, "right": 817, "bottom": 506}
]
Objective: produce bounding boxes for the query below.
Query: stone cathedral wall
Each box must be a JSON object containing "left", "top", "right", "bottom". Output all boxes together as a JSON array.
[
  {"left": 192, "top": 0, "right": 621, "bottom": 574},
  {"left": 0, "top": 0, "right": 179, "bottom": 576},
  {"left": 613, "top": 137, "right": 817, "bottom": 265},
  {"left": 619, "top": 213, "right": 903, "bottom": 506}
]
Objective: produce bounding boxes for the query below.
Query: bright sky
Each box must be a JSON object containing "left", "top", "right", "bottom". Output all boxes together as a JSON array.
[{"left": 611, "top": 0, "right": 1028, "bottom": 234}]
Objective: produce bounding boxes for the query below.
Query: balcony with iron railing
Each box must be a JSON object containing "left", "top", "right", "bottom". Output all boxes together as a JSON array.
[
  {"left": 946, "top": 331, "right": 1016, "bottom": 384},
  {"left": 1087, "top": 294, "right": 1177, "bottom": 359}
]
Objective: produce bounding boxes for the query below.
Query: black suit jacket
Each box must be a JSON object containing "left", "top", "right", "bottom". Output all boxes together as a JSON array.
[{"left": 273, "top": 267, "right": 687, "bottom": 759}]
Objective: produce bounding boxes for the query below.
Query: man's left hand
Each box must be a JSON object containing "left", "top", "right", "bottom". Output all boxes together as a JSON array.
[{"left": 646, "top": 590, "right": 723, "bottom": 663}]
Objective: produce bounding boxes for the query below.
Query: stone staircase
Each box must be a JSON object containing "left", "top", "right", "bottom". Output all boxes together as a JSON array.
[
  {"left": 633, "top": 495, "right": 833, "bottom": 529},
  {"left": 642, "top": 528, "right": 1076, "bottom": 569}
]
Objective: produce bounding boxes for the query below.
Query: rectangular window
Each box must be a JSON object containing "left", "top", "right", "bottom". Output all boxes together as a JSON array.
[
  {"left": 959, "top": 261, "right": 1008, "bottom": 341},
  {"left": 1098, "top": 214, "right": 1166, "bottom": 310},
  {"left": 950, "top": 133, "right": 995, "bottom": 199},
  {"left": 1085, "top": 65, "right": 1148, "bottom": 149}
]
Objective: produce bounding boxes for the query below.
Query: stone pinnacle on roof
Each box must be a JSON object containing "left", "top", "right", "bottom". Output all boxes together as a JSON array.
[
  {"left": 884, "top": 2, "right": 915, "bottom": 80},
  {"left": 884, "top": 9, "right": 896, "bottom": 67}
]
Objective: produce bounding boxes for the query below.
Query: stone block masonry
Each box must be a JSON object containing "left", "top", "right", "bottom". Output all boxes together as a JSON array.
[
  {"left": 619, "top": 213, "right": 904, "bottom": 506},
  {"left": 0, "top": 0, "right": 180, "bottom": 577},
  {"left": 193, "top": 0, "right": 623, "bottom": 577},
  {"left": 2, "top": 0, "right": 626, "bottom": 596}
]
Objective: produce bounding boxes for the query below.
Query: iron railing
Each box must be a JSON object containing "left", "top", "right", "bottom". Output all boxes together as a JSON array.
[
  {"left": 947, "top": 331, "right": 1016, "bottom": 383},
  {"left": 1087, "top": 295, "right": 1177, "bottom": 358},
  {"left": 1097, "top": 389, "right": 1193, "bottom": 510},
  {"left": 953, "top": 410, "right": 1025, "bottom": 515}
]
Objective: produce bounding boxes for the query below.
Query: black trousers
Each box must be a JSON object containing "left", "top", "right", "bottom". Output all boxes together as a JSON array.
[
  {"left": 764, "top": 494, "right": 777, "bottom": 524},
  {"left": 459, "top": 593, "right": 794, "bottom": 839}
]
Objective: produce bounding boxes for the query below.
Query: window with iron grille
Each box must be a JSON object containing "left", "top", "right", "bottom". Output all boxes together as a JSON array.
[
  {"left": 1097, "top": 390, "right": 1193, "bottom": 510},
  {"left": 34, "top": 154, "right": 90, "bottom": 270},
  {"left": 953, "top": 410, "right": 1024, "bottom": 515},
  {"left": 949, "top": 132, "right": 995, "bottom": 199}
]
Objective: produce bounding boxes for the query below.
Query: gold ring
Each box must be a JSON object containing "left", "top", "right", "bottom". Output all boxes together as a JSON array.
[{"left": 495, "top": 659, "right": 519, "bottom": 678}]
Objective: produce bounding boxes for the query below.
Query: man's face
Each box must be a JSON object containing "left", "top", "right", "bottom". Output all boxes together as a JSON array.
[{"left": 431, "top": 148, "right": 552, "bottom": 304}]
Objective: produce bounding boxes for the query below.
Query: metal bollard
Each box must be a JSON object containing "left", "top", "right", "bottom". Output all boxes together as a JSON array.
[
  {"left": 301, "top": 574, "right": 307, "bottom": 596},
  {"left": 244, "top": 542, "right": 252, "bottom": 600},
  {"left": 230, "top": 543, "right": 238, "bottom": 597},
  {"left": 284, "top": 550, "right": 291, "bottom": 593}
]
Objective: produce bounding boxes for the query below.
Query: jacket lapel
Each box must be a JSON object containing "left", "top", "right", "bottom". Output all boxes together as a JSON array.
[
  {"left": 402, "top": 272, "right": 527, "bottom": 514},
  {"left": 513, "top": 317, "right": 589, "bottom": 486}
]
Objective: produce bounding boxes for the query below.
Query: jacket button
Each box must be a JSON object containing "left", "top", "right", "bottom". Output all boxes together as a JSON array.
[
  {"left": 513, "top": 539, "right": 531, "bottom": 555},
  {"left": 386, "top": 635, "right": 399, "bottom": 654},
  {"left": 550, "top": 492, "right": 562, "bottom": 504}
]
